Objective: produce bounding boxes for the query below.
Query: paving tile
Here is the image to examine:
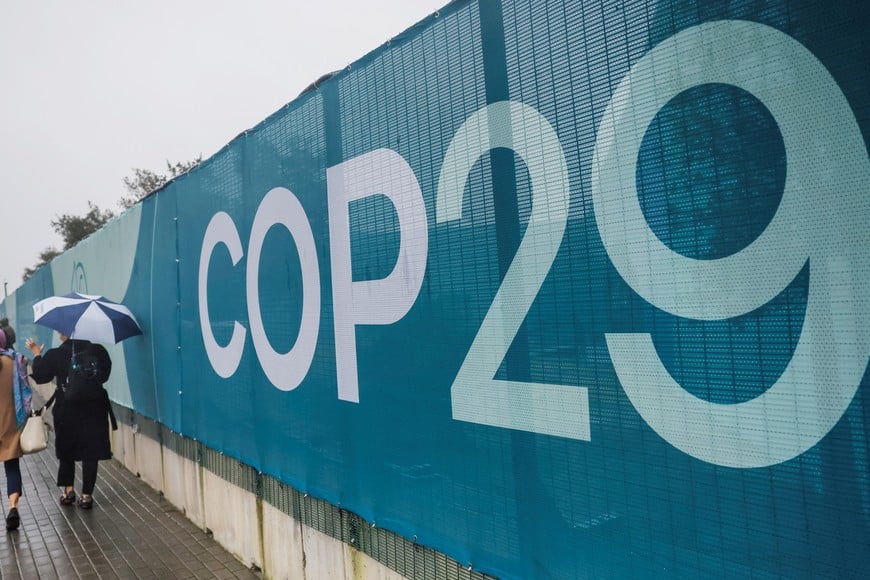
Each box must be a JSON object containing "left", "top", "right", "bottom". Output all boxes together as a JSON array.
[{"left": 0, "top": 444, "right": 260, "bottom": 579}]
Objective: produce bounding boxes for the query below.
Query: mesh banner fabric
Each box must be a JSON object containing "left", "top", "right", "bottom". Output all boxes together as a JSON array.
[{"left": 4, "top": 1, "right": 869, "bottom": 577}]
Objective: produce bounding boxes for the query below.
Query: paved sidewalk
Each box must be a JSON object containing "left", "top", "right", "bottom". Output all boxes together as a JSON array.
[{"left": 0, "top": 443, "right": 260, "bottom": 579}]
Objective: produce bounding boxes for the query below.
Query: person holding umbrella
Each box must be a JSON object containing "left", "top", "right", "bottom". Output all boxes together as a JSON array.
[
  {"left": 24, "top": 293, "right": 140, "bottom": 510},
  {"left": 26, "top": 333, "right": 113, "bottom": 509}
]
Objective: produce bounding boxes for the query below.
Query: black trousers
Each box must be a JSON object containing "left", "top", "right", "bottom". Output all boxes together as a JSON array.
[
  {"left": 57, "top": 460, "right": 99, "bottom": 495},
  {"left": 4, "top": 458, "right": 21, "bottom": 496}
]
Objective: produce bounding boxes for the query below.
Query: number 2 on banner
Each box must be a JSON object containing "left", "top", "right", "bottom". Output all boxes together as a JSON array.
[{"left": 436, "top": 101, "right": 590, "bottom": 440}]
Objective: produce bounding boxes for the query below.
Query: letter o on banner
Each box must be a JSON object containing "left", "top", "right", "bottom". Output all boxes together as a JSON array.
[{"left": 246, "top": 187, "right": 321, "bottom": 391}]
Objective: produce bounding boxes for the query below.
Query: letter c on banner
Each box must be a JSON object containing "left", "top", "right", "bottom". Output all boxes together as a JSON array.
[{"left": 199, "top": 211, "right": 247, "bottom": 378}]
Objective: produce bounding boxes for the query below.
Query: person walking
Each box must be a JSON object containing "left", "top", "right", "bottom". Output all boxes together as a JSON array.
[
  {"left": 25, "top": 332, "right": 114, "bottom": 509},
  {"left": 0, "top": 322, "right": 31, "bottom": 531}
]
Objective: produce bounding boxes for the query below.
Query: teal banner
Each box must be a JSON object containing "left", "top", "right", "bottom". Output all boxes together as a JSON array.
[{"left": 4, "top": 1, "right": 868, "bottom": 577}]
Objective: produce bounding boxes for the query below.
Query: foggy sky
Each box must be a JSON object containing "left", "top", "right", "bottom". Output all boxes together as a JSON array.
[{"left": 0, "top": 0, "right": 439, "bottom": 295}]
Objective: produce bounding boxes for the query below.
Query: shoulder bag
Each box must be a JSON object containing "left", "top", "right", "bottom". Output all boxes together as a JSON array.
[{"left": 20, "top": 411, "right": 48, "bottom": 454}]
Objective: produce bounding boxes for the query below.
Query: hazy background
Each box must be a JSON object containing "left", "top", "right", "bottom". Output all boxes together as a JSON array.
[{"left": 1, "top": 0, "right": 441, "bottom": 294}]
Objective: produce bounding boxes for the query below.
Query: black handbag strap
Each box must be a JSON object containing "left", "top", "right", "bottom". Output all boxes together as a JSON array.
[
  {"left": 42, "top": 390, "right": 58, "bottom": 412},
  {"left": 107, "top": 400, "right": 118, "bottom": 431}
]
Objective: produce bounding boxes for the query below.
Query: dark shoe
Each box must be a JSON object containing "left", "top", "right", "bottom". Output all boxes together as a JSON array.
[
  {"left": 77, "top": 495, "right": 93, "bottom": 510},
  {"left": 5, "top": 508, "right": 19, "bottom": 531},
  {"left": 60, "top": 490, "right": 76, "bottom": 506}
]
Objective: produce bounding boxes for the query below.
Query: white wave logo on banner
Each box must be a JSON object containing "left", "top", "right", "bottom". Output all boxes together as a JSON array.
[{"left": 49, "top": 204, "right": 143, "bottom": 406}]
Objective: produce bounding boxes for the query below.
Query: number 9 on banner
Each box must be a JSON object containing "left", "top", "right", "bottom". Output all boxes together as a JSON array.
[{"left": 592, "top": 20, "right": 870, "bottom": 468}]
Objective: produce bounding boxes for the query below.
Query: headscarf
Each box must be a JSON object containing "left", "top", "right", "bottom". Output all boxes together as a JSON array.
[{"left": 0, "top": 328, "right": 32, "bottom": 428}]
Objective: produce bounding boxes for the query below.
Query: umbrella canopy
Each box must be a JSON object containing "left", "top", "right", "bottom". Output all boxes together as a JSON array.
[{"left": 32, "top": 292, "right": 143, "bottom": 344}]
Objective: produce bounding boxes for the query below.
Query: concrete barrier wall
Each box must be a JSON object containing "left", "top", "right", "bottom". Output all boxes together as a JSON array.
[{"left": 108, "top": 414, "right": 451, "bottom": 580}]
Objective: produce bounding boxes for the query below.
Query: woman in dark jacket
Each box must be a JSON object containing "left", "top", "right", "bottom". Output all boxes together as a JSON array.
[{"left": 25, "top": 332, "right": 113, "bottom": 509}]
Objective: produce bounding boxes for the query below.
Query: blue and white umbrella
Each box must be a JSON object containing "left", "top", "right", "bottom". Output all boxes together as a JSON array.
[{"left": 32, "top": 292, "right": 143, "bottom": 344}]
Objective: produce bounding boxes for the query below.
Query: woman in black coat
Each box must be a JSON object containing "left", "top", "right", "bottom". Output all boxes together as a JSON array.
[{"left": 25, "top": 333, "right": 114, "bottom": 509}]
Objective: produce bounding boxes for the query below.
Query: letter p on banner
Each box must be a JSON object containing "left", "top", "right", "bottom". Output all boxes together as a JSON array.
[{"left": 327, "top": 149, "right": 428, "bottom": 402}]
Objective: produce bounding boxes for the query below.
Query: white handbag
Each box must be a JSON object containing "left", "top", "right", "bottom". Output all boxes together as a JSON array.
[{"left": 20, "top": 413, "right": 48, "bottom": 454}]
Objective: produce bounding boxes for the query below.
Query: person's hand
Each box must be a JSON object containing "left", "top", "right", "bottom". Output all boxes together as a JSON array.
[{"left": 24, "top": 337, "right": 43, "bottom": 357}]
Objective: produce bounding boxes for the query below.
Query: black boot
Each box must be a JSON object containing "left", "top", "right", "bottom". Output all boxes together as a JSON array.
[{"left": 5, "top": 507, "right": 20, "bottom": 531}]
